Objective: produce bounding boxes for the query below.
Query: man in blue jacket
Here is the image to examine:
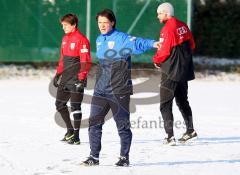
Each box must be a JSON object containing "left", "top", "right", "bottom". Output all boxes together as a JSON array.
[{"left": 81, "top": 9, "right": 159, "bottom": 166}]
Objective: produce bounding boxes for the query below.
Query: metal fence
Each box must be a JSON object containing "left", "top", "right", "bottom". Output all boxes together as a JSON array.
[{"left": 0, "top": 0, "right": 189, "bottom": 62}]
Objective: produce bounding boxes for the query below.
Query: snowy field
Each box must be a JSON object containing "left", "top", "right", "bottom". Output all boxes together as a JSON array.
[{"left": 0, "top": 72, "right": 240, "bottom": 175}]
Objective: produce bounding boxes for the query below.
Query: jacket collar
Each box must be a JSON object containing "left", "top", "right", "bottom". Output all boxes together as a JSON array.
[
  {"left": 101, "top": 28, "right": 116, "bottom": 37},
  {"left": 66, "top": 28, "right": 79, "bottom": 37},
  {"left": 165, "top": 17, "right": 177, "bottom": 25}
]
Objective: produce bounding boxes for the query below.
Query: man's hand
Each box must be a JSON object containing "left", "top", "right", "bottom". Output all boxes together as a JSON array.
[
  {"left": 154, "top": 63, "right": 161, "bottom": 69},
  {"left": 75, "top": 80, "right": 85, "bottom": 93},
  {"left": 53, "top": 74, "right": 61, "bottom": 87},
  {"left": 153, "top": 42, "right": 161, "bottom": 50}
]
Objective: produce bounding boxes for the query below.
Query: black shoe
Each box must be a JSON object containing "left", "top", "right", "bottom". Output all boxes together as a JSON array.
[
  {"left": 178, "top": 131, "right": 197, "bottom": 143},
  {"left": 68, "top": 137, "right": 80, "bottom": 145},
  {"left": 115, "top": 156, "right": 130, "bottom": 167},
  {"left": 81, "top": 156, "right": 99, "bottom": 166},
  {"left": 163, "top": 136, "right": 176, "bottom": 146},
  {"left": 60, "top": 132, "right": 74, "bottom": 142}
]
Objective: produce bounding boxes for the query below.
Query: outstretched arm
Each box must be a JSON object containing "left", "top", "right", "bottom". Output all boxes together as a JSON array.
[{"left": 123, "top": 34, "right": 157, "bottom": 55}]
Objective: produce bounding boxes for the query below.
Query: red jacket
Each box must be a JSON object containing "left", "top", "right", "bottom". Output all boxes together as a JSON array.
[
  {"left": 153, "top": 17, "right": 195, "bottom": 64},
  {"left": 56, "top": 28, "right": 91, "bottom": 80},
  {"left": 153, "top": 17, "right": 195, "bottom": 81}
]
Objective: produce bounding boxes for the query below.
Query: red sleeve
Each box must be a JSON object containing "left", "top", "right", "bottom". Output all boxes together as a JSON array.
[
  {"left": 153, "top": 29, "right": 173, "bottom": 64},
  {"left": 78, "top": 39, "right": 92, "bottom": 80},
  {"left": 56, "top": 45, "right": 64, "bottom": 75},
  {"left": 189, "top": 32, "right": 195, "bottom": 51}
]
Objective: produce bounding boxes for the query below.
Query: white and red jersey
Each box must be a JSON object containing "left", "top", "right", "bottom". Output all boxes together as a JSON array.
[
  {"left": 56, "top": 28, "right": 91, "bottom": 81},
  {"left": 153, "top": 17, "right": 195, "bottom": 64},
  {"left": 153, "top": 17, "right": 195, "bottom": 82}
]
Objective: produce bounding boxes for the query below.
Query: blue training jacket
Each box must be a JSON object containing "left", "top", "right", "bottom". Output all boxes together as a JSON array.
[{"left": 94, "top": 29, "right": 155, "bottom": 95}]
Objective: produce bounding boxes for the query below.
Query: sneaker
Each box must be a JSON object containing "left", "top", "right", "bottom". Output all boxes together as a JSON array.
[
  {"left": 115, "top": 156, "right": 129, "bottom": 167},
  {"left": 60, "top": 132, "right": 74, "bottom": 142},
  {"left": 68, "top": 137, "right": 80, "bottom": 145},
  {"left": 178, "top": 131, "right": 197, "bottom": 143},
  {"left": 163, "top": 136, "right": 176, "bottom": 146},
  {"left": 81, "top": 156, "right": 99, "bottom": 166}
]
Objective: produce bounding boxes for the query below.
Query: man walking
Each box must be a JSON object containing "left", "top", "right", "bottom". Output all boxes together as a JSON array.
[{"left": 153, "top": 3, "right": 197, "bottom": 145}]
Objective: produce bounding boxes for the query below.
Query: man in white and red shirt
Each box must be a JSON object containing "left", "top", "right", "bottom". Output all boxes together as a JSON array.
[
  {"left": 53, "top": 13, "right": 91, "bottom": 145},
  {"left": 153, "top": 3, "right": 197, "bottom": 145}
]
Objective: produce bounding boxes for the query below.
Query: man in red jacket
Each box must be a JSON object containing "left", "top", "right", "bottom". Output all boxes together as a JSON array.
[
  {"left": 53, "top": 14, "right": 91, "bottom": 145},
  {"left": 153, "top": 3, "right": 197, "bottom": 145}
]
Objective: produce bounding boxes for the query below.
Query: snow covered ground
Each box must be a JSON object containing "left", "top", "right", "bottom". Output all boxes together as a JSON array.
[{"left": 0, "top": 73, "right": 240, "bottom": 175}]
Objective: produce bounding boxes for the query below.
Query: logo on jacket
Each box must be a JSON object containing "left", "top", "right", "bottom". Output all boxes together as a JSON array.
[
  {"left": 108, "top": 41, "right": 115, "bottom": 49},
  {"left": 96, "top": 42, "right": 101, "bottom": 51},
  {"left": 159, "top": 37, "right": 164, "bottom": 43},
  {"left": 129, "top": 36, "right": 136, "bottom": 41},
  {"left": 70, "top": 43, "right": 75, "bottom": 50},
  {"left": 62, "top": 41, "right": 66, "bottom": 48},
  {"left": 81, "top": 44, "right": 89, "bottom": 53},
  {"left": 177, "top": 26, "right": 187, "bottom": 39}
]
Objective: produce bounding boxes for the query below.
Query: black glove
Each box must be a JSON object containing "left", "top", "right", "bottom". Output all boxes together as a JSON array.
[
  {"left": 53, "top": 74, "right": 61, "bottom": 87},
  {"left": 75, "top": 80, "right": 85, "bottom": 93}
]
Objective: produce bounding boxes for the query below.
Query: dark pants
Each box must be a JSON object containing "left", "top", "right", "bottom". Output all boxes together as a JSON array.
[
  {"left": 89, "top": 92, "right": 132, "bottom": 158},
  {"left": 160, "top": 74, "right": 194, "bottom": 137},
  {"left": 55, "top": 86, "right": 84, "bottom": 131}
]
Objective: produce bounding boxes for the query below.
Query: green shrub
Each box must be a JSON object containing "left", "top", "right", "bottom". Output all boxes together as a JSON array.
[{"left": 192, "top": 0, "right": 240, "bottom": 58}]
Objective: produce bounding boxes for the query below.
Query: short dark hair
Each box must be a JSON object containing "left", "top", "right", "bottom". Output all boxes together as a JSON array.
[
  {"left": 60, "top": 13, "right": 78, "bottom": 27},
  {"left": 96, "top": 9, "right": 116, "bottom": 28}
]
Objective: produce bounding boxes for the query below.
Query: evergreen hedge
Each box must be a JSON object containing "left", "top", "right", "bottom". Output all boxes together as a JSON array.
[{"left": 192, "top": 0, "right": 240, "bottom": 58}]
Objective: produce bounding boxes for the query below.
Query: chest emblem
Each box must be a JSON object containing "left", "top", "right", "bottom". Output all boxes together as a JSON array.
[
  {"left": 108, "top": 41, "right": 115, "bottom": 49},
  {"left": 70, "top": 43, "right": 75, "bottom": 50}
]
